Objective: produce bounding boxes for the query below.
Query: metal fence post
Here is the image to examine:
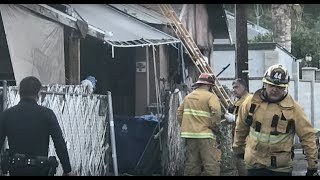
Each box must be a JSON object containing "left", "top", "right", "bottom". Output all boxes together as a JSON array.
[
  {"left": 2, "top": 80, "right": 7, "bottom": 111},
  {"left": 107, "top": 91, "right": 118, "bottom": 176},
  {"left": 1, "top": 80, "right": 8, "bottom": 176}
]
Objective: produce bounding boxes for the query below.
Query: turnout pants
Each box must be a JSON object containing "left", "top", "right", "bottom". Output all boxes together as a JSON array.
[
  {"left": 184, "top": 138, "right": 221, "bottom": 176},
  {"left": 235, "top": 155, "right": 247, "bottom": 176}
]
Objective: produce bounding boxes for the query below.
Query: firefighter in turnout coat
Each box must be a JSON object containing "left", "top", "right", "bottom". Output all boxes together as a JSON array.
[
  {"left": 224, "top": 78, "right": 252, "bottom": 176},
  {"left": 177, "top": 73, "right": 221, "bottom": 176},
  {"left": 233, "top": 64, "right": 319, "bottom": 176}
]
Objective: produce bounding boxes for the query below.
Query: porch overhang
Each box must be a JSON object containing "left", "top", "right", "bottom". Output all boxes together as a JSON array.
[
  {"left": 20, "top": 4, "right": 180, "bottom": 47},
  {"left": 69, "top": 4, "right": 180, "bottom": 47}
]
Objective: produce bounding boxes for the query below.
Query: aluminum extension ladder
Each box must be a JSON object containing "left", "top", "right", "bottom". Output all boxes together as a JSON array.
[{"left": 158, "top": 4, "right": 233, "bottom": 112}]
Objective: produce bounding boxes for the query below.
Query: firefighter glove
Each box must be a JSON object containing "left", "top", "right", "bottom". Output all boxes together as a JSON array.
[{"left": 225, "top": 112, "right": 235, "bottom": 123}]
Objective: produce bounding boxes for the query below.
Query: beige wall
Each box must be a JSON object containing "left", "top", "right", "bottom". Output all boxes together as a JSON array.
[
  {"left": 135, "top": 45, "right": 170, "bottom": 115},
  {"left": 135, "top": 47, "right": 148, "bottom": 115}
]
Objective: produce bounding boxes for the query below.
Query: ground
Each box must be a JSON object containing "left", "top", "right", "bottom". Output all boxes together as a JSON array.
[
  {"left": 109, "top": 148, "right": 313, "bottom": 176},
  {"left": 292, "top": 148, "right": 311, "bottom": 176}
]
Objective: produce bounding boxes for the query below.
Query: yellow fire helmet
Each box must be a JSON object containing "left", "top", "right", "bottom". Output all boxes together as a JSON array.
[{"left": 262, "top": 64, "right": 290, "bottom": 87}]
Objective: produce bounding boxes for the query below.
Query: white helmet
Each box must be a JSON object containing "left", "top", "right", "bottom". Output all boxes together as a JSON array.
[{"left": 262, "top": 64, "right": 290, "bottom": 87}]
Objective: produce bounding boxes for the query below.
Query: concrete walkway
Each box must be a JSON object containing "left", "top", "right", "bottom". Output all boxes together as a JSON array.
[{"left": 292, "top": 148, "right": 310, "bottom": 176}]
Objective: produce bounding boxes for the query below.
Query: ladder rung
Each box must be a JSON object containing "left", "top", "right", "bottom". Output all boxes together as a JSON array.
[{"left": 159, "top": 4, "right": 234, "bottom": 111}]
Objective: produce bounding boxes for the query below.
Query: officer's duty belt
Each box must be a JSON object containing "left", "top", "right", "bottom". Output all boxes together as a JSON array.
[{"left": 10, "top": 153, "right": 49, "bottom": 168}]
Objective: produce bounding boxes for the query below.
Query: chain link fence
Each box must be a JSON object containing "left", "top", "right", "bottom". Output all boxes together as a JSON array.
[{"left": 161, "top": 90, "right": 186, "bottom": 176}]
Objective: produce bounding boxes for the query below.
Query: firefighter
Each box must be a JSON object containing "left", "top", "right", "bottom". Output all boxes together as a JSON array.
[
  {"left": 0, "top": 76, "right": 71, "bottom": 176},
  {"left": 224, "top": 78, "right": 252, "bottom": 176},
  {"left": 233, "top": 64, "right": 319, "bottom": 176},
  {"left": 177, "top": 73, "right": 221, "bottom": 176}
]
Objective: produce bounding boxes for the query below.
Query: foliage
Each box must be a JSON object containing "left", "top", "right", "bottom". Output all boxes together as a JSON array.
[
  {"left": 301, "top": 4, "right": 320, "bottom": 29},
  {"left": 291, "top": 4, "right": 320, "bottom": 67},
  {"left": 292, "top": 26, "right": 320, "bottom": 67},
  {"left": 224, "top": 4, "right": 272, "bottom": 30},
  {"left": 248, "top": 32, "right": 273, "bottom": 43},
  {"left": 246, "top": 4, "right": 272, "bottom": 31},
  {"left": 224, "top": 4, "right": 320, "bottom": 67}
]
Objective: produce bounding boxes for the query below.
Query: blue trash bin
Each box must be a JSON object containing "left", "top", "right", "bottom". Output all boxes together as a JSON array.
[{"left": 113, "top": 115, "right": 158, "bottom": 174}]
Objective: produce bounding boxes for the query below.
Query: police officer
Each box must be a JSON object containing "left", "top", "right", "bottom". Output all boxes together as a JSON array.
[
  {"left": 233, "top": 64, "right": 318, "bottom": 176},
  {"left": 224, "top": 78, "right": 252, "bottom": 176},
  {"left": 177, "top": 73, "right": 221, "bottom": 176},
  {"left": 0, "top": 76, "right": 72, "bottom": 176}
]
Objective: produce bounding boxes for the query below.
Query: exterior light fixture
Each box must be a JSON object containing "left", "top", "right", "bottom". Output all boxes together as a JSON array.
[
  {"left": 305, "top": 54, "right": 312, "bottom": 62},
  {"left": 305, "top": 54, "right": 312, "bottom": 67}
]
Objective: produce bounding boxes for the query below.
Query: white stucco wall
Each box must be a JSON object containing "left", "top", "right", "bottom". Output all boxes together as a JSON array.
[
  {"left": 275, "top": 46, "right": 294, "bottom": 78},
  {"left": 212, "top": 44, "right": 295, "bottom": 92},
  {"left": 298, "top": 81, "right": 312, "bottom": 123},
  {"left": 314, "top": 82, "right": 320, "bottom": 129}
]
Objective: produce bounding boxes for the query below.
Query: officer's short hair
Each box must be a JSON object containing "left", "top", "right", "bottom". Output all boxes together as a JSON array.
[
  {"left": 232, "top": 78, "right": 248, "bottom": 91},
  {"left": 19, "top": 76, "right": 42, "bottom": 98}
]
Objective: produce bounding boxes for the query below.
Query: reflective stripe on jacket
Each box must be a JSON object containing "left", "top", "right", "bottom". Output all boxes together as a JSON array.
[
  {"left": 233, "top": 89, "right": 318, "bottom": 171},
  {"left": 249, "top": 127, "right": 294, "bottom": 144},
  {"left": 177, "top": 86, "right": 221, "bottom": 139}
]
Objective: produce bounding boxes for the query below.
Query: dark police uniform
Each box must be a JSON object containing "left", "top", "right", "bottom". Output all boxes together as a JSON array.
[{"left": 0, "top": 98, "right": 71, "bottom": 176}]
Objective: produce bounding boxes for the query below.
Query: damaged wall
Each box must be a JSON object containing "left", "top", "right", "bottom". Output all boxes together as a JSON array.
[{"left": 181, "top": 4, "right": 213, "bottom": 51}]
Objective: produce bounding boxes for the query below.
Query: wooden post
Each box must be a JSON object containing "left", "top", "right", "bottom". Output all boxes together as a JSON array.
[
  {"left": 235, "top": 4, "right": 249, "bottom": 91},
  {"left": 66, "top": 29, "right": 80, "bottom": 85}
]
